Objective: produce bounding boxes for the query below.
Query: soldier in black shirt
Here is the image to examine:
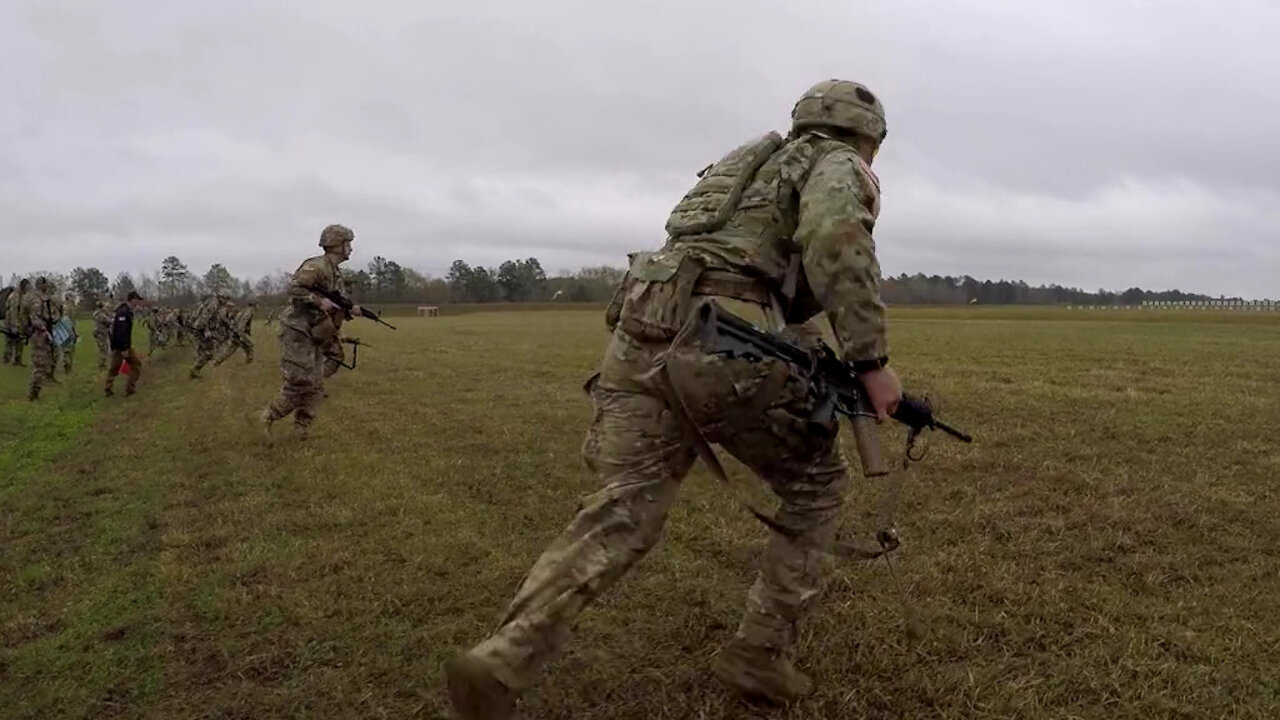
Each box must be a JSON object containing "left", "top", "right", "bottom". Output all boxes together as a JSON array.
[{"left": 105, "top": 291, "right": 145, "bottom": 397}]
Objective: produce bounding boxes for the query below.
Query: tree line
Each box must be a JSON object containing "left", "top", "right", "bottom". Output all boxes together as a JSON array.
[{"left": 7, "top": 257, "right": 1240, "bottom": 311}]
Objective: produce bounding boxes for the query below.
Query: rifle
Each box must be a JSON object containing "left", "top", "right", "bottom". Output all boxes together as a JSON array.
[
  {"left": 693, "top": 300, "right": 971, "bottom": 471},
  {"left": 693, "top": 301, "right": 973, "bottom": 558},
  {"left": 305, "top": 285, "right": 397, "bottom": 330}
]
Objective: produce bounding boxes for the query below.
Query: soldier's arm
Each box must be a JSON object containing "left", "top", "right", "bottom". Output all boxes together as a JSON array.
[
  {"left": 288, "top": 262, "right": 328, "bottom": 309},
  {"left": 794, "top": 147, "right": 887, "bottom": 365}
]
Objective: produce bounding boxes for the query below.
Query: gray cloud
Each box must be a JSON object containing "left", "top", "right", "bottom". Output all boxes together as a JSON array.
[{"left": 3, "top": 0, "right": 1278, "bottom": 297}]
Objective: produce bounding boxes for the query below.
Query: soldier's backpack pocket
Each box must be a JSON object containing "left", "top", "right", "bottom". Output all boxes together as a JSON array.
[{"left": 616, "top": 250, "right": 705, "bottom": 343}]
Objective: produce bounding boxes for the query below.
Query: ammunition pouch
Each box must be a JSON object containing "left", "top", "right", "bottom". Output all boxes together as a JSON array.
[
  {"left": 692, "top": 270, "right": 773, "bottom": 307},
  {"left": 615, "top": 250, "right": 705, "bottom": 343}
]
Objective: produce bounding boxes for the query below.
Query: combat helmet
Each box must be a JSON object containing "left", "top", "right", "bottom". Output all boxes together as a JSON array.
[
  {"left": 791, "top": 79, "right": 887, "bottom": 143},
  {"left": 319, "top": 223, "right": 355, "bottom": 249}
]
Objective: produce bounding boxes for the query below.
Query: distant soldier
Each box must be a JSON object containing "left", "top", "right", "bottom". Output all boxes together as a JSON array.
[
  {"left": 173, "top": 308, "right": 189, "bottom": 347},
  {"left": 92, "top": 300, "right": 113, "bottom": 370},
  {"left": 257, "top": 224, "right": 361, "bottom": 443},
  {"left": 3, "top": 279, "right": 28, "bottom": 366},
  {"left": 188, "top": 291, "right": 233, "bottom": 378},
  {"left": 146, "top": 306, "right": 171, "bottom": 354},
  {"left": 104, "top": 291, "right": 145, "bottom": 397},
  {"left": 447, "top": 79, "right": 901, "bottom": 717},
  {"left": 19, "top": 277, "right": 55, "bottom": 401},
  {"left": 213, "top": 298, "right": 257, "bottom": 366}
]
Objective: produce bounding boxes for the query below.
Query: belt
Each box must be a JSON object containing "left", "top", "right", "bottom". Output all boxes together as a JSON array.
[{"left": 692, "top": 270, "right": 774, "bottom": 306}]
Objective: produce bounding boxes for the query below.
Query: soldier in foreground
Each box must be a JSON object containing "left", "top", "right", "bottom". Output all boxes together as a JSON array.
[
  {"left": 446, "top": 80, "right": 902, "bottom": 718},
  {"left": 256, "top": 224, "right": 361, "bottom": 444}
]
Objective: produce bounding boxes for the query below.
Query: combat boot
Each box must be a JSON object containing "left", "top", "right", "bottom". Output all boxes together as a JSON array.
[
  {"left": 189, "top": 369, "right": 202, "bottom": 379},
  {"left": 444, "top": 651, "right": 518, "bottom": 720},
  {"left": 293, "top": 424, "right": 309, "bottom": 441},
  {"left": 711, "top": 640, "right": 814, "bottom": 705}
]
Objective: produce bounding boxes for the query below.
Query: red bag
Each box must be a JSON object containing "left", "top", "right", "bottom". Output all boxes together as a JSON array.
[{"left": 119, "top": 358, "right": 131, "bottom": 375}]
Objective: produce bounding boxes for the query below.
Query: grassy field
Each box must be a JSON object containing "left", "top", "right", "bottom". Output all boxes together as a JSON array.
[{"left": 2, "top": 307, "right": 1278, "bottom": 719}]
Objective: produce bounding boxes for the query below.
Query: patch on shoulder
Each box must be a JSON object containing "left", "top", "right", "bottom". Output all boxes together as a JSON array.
[{"left": 853, "top": 154, "right": 880, "bottom": 193}]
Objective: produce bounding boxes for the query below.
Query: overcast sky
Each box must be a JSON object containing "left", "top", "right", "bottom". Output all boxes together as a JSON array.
[{"left": 4, "top": 0, "right": 1278, "bottom": 298}]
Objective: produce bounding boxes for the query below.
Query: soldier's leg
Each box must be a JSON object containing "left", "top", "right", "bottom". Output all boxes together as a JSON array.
[
  {"left": 49, "top": 345, "right": 60, "bottom": 379},
  {"left": 211, "top": 339, "right": 238, "bottom": 366},
  {"left": 456, "top": 384, "right": 696, "bottom": 700},
  {"left": 243, "top": 336, "right": 254, "bottom": 363},
  {"left": 2, "top": 333, "right": 12, "bottom": 364},
  {"left": 27, "top": 334, "right": 51, "bottom": 400},
  {"left": 104, "top": 350, "right": 124, "bottom": 395},
  {"left": 190, "top": 336, "right": 214, "bottom": 376},
  {"left": 123, "top": 349, "right": 142, "bottom": 395},
  {"left": 96, "top": 336, "right": 109, "bottom": 370},
  {"left": 15, "top": 337, "right": 25, "bottom": 366},
  {"left": 709, "top": 405, "right": 850, "bottom": 702},
  {"left": 264, "top": 328, "right": 322, "bottom": 428},
  {"left": 63, "top": 342, "right": 74, "bottom": 374}
]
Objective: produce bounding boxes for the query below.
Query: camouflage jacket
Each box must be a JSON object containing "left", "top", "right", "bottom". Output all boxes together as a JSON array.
[
  {"left": 189, "top": 298, "right": 231, "bottom": 335},
  {"left": 281, "top": 253, "right": 345, "bottom": 336},
  {"left": 661, "top": 130, "right": 887, "bottom": 362},
  {"left": 93, "top": 307, "right": 113, "bottom": 336},
  {"left": 230, "top": 307, "right": 254, "bottom": 337},
  {"left": 4, "top": 291, "right": 23, "bottom": 330},
  {"left": 19, "top": 290, "right": 52, "bottom": 335}
]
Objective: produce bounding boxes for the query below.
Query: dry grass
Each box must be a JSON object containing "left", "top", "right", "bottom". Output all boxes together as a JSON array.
[{"left": 1, "top": 308, "right": 1278, "bottom": 719}]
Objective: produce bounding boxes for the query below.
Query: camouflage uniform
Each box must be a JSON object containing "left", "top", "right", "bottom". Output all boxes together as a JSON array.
[
  {"left": 19, "top": 278, "right": 55, "bottom": 401},
  {"left": 213, "top": 301, "right": 256, "bottom": 365},
  {"left": 448, "top": 80, "right": 891, "bottom": 718},
  {"left": 189, "top": 293, "right": 232, "bottom": 377},
  {"left": 146, "top": 308, "right": 168, "bottom": 354},
  {"left": 92, "top": 302, "right": 113, "bottom": 369},
  {"left": 259, "top": 224, "right": 357, "bottom": 440},
  {"left": 3, "top": 281, "right": 27, "bottom": 366}
]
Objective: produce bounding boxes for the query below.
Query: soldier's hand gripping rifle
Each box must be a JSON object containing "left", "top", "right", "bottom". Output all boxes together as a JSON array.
[
  {"left": 693, "top": 301, "right": 972, "bottom": 473},
  {"left": 305, "top": 285, "right": 398, "bottom": 331}
]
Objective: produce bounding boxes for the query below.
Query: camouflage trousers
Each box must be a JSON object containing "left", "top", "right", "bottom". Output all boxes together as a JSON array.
[
  {"left": 321, "top": 338, "right": 343, "bottom": 379},
  {"left": 59, "top": 341, "right": 75, "bottom": 374},
  {"left": 94, "top": 332, "right": 109, "bottom": 369},
  {"left": 191, "top": 332, "right": 221, "bottom": 373},
  {"left": 469, "top": 297, "right": 850, "bottom": 692},
  {"left": 264, "top": 324, "right": 325, "bottom": 428},
  {"left": 213, "top": 333, "right": 253, "bottom": 366},
  {"left": 105, "top": 349, "right": 142, "bottom": 395},
  {"left": 27, "top": 332, "right": 53, "bottom": 399},
  {"left": 3, "top": 328, "right": 23, "bottom": 365}
]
